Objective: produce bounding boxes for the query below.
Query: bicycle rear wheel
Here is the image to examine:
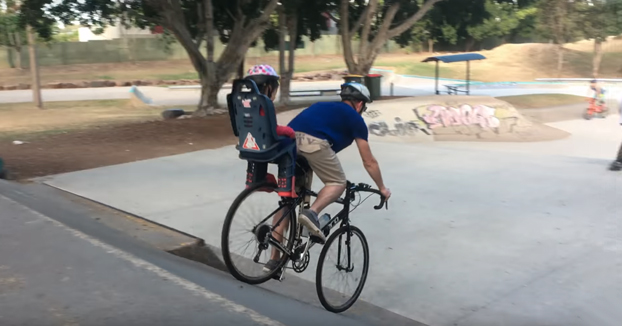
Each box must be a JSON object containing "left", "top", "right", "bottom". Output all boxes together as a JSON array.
[
  {"left": 221, "top": 181, "right": 296, "bottom": 284},
  {"left": 315, "top": 225, "right": 369, "bottom": 313}
]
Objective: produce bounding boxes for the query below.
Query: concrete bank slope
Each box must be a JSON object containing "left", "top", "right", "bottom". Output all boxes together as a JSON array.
[
  {"left": 0, "top": 179, "right": 417, "bottom": 326},
  {"left": 9, "top": 179, "right": 421, "bottom": 326},
  {"left": 277, "top": 96, "right": 570, "bottom": 143}
]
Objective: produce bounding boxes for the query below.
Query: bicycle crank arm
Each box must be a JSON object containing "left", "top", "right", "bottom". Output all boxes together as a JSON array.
[{"left": 268, "top": 236, "right": 292, "bottom": 258}]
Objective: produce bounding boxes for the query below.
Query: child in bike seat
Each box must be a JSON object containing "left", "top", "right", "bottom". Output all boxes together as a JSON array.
[{"left": 242, "top": 64, "right": 296, "bottom": 189}]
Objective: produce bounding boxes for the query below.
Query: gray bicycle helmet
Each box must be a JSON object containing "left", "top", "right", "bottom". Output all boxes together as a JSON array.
[{"left": 340, "top": 82, "right": 373, "bottom": 103}]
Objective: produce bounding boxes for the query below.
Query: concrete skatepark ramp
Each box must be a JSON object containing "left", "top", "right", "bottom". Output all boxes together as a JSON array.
[
  {"left": 276, "top": 95, "right": 569, "bottom": 143},
  {"left": 360, "top": 96, "right": 570, "bottom": 142}
]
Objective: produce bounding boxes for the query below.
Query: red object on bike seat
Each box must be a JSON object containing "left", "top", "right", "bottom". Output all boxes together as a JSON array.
[
  {"left": 276, "top": 125, "right": 295, "bottom": 139},
  {"left": 266, "top": 173, "right": 277, "bottom": 184},
  {"left": 367, "top": 74, "right": 382, "bottom": 77}
]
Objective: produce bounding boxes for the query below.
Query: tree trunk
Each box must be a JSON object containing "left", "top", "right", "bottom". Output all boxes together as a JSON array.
[
  {"left": 339, "top": 0, "right": 358, "bottom": 74},
  {"left": 283, "top": 11, "right": 298, "bottom": 106},
  {"left": 338, "top": 0, "right": 440, "bottom": 75},
  {"left": 13, "top": 32, "right": 23, "bottom": 69},
  {"left": 14, "top": 47, "right": 22, "bottom": 70},
  {"left": 196, "top": 62, "right": 224, "bottom": 116},
  {"left": 278, "top": 6, "right": 289, "bottom": 105},
  {"left": 465, "top": 37, "right": 475, "bottom": 52},
  {"left": 205, "top": 0, "right": 214, "bottom": 63},
  {"left": 7, "top": 47, "right": 15, "bottom": 68},
  {"left": 592, "top": 39, "right": 604, "bottom": 78},
  {"left": 428, "top": 39, "right": 434, "bottom": 53},
  {"left": 150, "top": 0, "right": 279, "bottom": 115},
  {"left": 556, "top": 44, "right": 564, "bottom": 78}
]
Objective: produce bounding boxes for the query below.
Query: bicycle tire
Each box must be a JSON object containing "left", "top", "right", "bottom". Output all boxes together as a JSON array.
[
  {"left": 221, "top": 181, "right": 296, "bottom": 285},
  {"left": 315, "top": 225, "right": 369, "bottom": 313}
]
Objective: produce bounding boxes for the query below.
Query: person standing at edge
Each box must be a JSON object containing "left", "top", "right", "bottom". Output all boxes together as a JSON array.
[{"left": 609, "top": 94, "right": 622, "bottom": 171}]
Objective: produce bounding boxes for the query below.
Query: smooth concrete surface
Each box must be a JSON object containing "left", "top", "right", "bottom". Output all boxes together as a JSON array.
[
  {"left": 39, "top": 108, "right": 622, "bottom": 325},
  {"left": 0, "top": 181, "right": 388, "bottom": 326},
  {"left": 0, "top": 195, "right": 277, "bottom": 326}
]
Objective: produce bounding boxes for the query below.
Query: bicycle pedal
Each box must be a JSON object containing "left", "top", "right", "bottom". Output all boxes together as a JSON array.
[
  {"left": 272, "top": 268, "right": 285, "bottom": 282},
  {"left": 310, "top": 235, "right": 326, "bottom": 245}
]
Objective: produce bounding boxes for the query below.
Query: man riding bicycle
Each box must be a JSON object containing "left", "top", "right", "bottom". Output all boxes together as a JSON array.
[
  {"left": 286, "top": 82, "right": 392, "bottom": 241},
  {"left": 241, "top": 64, "right": 391, "bottom": 272}
]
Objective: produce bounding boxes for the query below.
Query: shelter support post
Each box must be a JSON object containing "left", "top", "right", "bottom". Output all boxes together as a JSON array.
[
  {"left": 435, "top": 61, "right": 439, "bottom": 95},
  {"left": 466, "top": 60, "right": 470, "bottom": 95}
]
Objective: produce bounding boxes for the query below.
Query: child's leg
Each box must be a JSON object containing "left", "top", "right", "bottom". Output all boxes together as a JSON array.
[{"left": 245, "top": 161, "right": 268, "bottom": 188}]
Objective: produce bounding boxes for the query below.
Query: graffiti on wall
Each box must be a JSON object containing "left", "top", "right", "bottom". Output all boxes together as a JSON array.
[
  {"left": 368, "top": 118, "right": 431, "bottom": 137},
  {"left": 363, "top": 102, "right": 526, "bottom": 139},
  {"left": 363, "top": 110, "right": 430, "bottom": 137},
  {"left": 412, "top": 103, "right": 527, "bottom": 138},
  {"left": 415, "top": 104, "right": 501, "bottom": 129}
]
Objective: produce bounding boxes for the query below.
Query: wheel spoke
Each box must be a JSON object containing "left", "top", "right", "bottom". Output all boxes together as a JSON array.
[
  {"left": 316, "top": 226, "right": 369, "bottom": 313},
  {"left": 222, "top": 183, "right": 296, "bottom": 284}
]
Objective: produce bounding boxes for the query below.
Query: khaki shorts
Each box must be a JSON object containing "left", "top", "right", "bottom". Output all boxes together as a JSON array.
[{"left": 295, "top": 132, "right": 346, "bottom": 186}]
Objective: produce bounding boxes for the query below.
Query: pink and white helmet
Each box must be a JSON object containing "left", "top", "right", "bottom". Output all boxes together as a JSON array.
[{"left": 245, "top": 64, "right": 280, "bottom": 82}]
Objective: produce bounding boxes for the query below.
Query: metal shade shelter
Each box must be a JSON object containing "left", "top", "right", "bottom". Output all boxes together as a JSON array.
[{"left": 422, "top": 53, "right": 487, "bottom": 95}]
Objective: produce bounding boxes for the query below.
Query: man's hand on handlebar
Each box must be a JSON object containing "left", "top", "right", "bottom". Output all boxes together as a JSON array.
[{"left": 380, "top": 187, "right": 391, "bottom": 202}]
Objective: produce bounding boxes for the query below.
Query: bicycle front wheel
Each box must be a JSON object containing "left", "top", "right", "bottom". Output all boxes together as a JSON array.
[
  {"left": 315, "top": 225, "right": 369, "bottom": 313},
  {"left": 221, "top": 182, "right": 296, "bottom": 285}
]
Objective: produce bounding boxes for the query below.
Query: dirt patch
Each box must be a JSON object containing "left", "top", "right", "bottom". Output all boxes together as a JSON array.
[
  {"left": 0, "top": 116, "right": 238, "bottom": 181},
  {"left": 0, "top": 97, "right": 407, "bottom": 181}
]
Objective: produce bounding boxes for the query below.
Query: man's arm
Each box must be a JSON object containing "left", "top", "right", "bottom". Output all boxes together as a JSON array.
[{"left": 355, "top": 137, "right": 386, "bottom": 191}]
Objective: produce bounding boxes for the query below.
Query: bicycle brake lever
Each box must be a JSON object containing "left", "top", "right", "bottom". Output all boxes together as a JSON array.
[{"left": 374, "top": 195, "right": 387, "bottom": 210}]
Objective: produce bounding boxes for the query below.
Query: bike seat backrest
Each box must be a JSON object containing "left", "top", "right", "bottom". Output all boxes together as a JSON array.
[{"left": 227, "top": 79, "right": 280, "bottom": 155}]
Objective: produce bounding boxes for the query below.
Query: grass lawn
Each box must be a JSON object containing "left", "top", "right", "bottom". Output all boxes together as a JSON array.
[
  {"left": 0, "top": 100, "right": 174, "bottom": 140},
  {"left": 496, "top": 94, "right": 587, "bottom": 109}
]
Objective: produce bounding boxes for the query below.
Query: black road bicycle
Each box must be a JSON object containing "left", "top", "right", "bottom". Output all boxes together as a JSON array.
[{"left": 221, "top": 158, "right": 388, "bottom": 313}]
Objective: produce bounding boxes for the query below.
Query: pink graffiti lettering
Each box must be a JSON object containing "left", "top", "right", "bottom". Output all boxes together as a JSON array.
[{"left": 420, "top": 104, "right": 500, "bottom": 129}]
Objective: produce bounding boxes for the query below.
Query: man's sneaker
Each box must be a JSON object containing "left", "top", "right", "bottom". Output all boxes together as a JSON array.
[
  {"left": 609, "top": 160, "right": 622, "bottom": 171},
  {"left": 298, "top": 209, "right": 326, "bottom": 244},
  {"left": 263, "top": 259, "right": 285, "bottom": 281},
  {"left": 263, "top": 259, "right": 280, "bottom": 273}
]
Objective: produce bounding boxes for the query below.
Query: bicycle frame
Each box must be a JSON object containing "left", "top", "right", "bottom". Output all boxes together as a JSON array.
[{"left": 259, "top": 180, "right": 386, "bottom": 265}]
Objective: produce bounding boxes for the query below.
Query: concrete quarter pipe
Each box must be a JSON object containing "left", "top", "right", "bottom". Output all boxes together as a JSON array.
[{"left": 361, "top": 96, "right": 570, "bottom": 143}]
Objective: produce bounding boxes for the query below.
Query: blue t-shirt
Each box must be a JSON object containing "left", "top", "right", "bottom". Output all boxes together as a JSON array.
[{"left": 287, "top": 102, "right": 368, "bottom": 153}]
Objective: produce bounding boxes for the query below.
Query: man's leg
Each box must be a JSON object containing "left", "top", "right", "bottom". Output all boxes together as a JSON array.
[
  {"left": 610, "top": 140, "right": 622, "bottom": 171},
  {"left": 310, "top": 185, "right": 346, "bottom": 215},
  {"left": 296, "top": 141, "right": 347, "bottom": 242}
]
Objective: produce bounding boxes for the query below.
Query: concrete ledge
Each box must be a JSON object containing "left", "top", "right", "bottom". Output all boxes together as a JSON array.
[{"left": 39, "top": 182, "right": 229, "bottom": 271}]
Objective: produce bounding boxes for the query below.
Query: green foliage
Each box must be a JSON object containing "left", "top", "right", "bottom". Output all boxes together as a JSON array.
[
  {"left": 573, "top": 0, "right": 622, "bottom": 42},
  {"left": 423, "top": 0, "right": 489, "bottom": 45},
  {"left": 405, "top": 18, "right": 434, "bottom": 47},
  {"left": 17, "top": 0, "right": 275, "bottom": 46},
  {"left": 467, "top": 0, "right": 520, "bottom": 41},
  {"left": 262, "top": 0, "right": 331, "bottom": 52},
  {"left": 399, "top": 0, "right": 541, "bottom": 49},
  {"left": 0, "top": 0, "right": 26, "bottom": 49},
  {"left": 535, "top": 0, "right": 581, "bottom": 44},
  {"left": 336, "top": 0, "right": 430, "bottom": 48}
]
